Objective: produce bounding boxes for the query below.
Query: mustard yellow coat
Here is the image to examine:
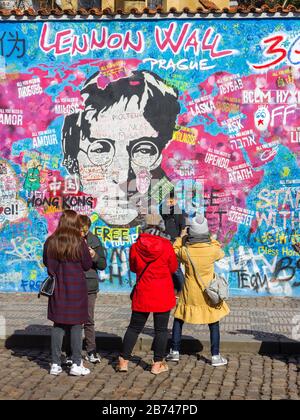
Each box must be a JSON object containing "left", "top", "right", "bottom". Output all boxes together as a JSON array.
[{"left": 173, "top": 237, "right": 230, "bottom": 325}]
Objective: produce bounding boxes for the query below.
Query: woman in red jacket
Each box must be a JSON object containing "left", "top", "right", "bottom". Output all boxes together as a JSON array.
[{"left": 117, "top": 214, "right": 178, "bottom": 375}]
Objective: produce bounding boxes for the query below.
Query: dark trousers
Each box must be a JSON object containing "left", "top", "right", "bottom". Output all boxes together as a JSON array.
[
  {"left": 84, "top": 293, "right": 97, "bottom": 353},
  {"left": 121, "top": 311, "right": 170, "bottom": 362},
  {"left": 52, "top": 324, "right": 82, "bottom": 366},
  {"left": 171, "top": 318, "right": 220, "bottom": 356}
]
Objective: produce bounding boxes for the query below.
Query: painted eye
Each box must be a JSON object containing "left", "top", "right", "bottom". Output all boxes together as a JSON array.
[
  {"left": 92, "top": 143, "right": 111, "bottom": 154},
  {"left": 131, "top": 141, "right": 159, "bottom": 167},
  {"left": 87, "top": 140, "right": 115, "bottom": 166},
  {"left": 256, "top": 109, "right": 266, "bottom": 119}
]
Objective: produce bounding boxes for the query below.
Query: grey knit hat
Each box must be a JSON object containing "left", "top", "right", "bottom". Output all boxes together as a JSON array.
[
  {"left": 189, "top": 215, "right": 209, "bottom": 236},
  {"left": 140, "top": 214, "right": 165, "bottom": 231}
]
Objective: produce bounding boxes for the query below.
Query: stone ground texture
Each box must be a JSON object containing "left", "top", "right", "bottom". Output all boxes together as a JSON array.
[
  {"left": 0, "top": 348, "right": 299, "bottom": 400},
  {"left": 0, "top": 294, "right": 300, "bottom": 400},
  {"left": 1, "top": 294, "right": 300, "bottom": 343}
]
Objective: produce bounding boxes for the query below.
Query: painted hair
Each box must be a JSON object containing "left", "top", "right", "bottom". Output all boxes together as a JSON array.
[{"left": 62, "top": 70, "right": 180, "bottom": 175}]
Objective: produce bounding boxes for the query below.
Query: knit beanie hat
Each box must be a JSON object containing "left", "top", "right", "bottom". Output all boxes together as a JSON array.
[
  {"left": 145, "top": 213, "right": 163, "bottom": 227},
  {"left": 140, "top": 213, "right": 170, "bottom": 239},
  {"left": 140, "top": 213, "right": 165, "bottom": 231},
  {"left": 189, "top": 215, "right": 209, "bottom": 236}
]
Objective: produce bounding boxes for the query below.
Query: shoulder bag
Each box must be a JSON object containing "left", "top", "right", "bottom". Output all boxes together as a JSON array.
[
  {"left": 130, "top": 259, "right": 156, "bottom": 300},
  {"left": 38, "top": 273, "right": 56, "bottom": 298}
]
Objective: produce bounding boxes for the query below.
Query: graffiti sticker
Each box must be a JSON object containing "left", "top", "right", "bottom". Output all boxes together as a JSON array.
[{"left": 0, "top": 18, "right": 300, "bottom": 295}]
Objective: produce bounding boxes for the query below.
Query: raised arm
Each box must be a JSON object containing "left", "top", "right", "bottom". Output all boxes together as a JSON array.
[
  {"left": 212, "top": 239, "right": 225, "bottom": 261},
  {"left": 173, "top": 237, "right": 183, "bottom": 260}
]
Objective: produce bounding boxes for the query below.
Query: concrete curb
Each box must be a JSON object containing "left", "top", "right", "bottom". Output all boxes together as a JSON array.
[{"left": 1, "top": 332, "right": 300, "bottom": 355}]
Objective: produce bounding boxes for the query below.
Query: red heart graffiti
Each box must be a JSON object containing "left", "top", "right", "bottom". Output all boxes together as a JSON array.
[{"left": 0, "top": 207, "right": 3, "bottom": 214}]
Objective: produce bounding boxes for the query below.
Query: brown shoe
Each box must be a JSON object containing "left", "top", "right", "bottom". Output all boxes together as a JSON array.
[
  {"left": 151, "top": 361, "right": 169, "bottom": 375},
  {"left": 116, "top": 356, "right": 129, "bottom": 372}
]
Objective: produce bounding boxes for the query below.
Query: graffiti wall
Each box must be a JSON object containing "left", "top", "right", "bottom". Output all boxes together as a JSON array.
[{"left": 0, "top": 17, "right": 300, "bottom": 296}]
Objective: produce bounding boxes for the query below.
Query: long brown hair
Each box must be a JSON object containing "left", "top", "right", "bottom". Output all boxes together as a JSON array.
[{"left": 47, "top": 210, "right": 83, "bottom": 261}]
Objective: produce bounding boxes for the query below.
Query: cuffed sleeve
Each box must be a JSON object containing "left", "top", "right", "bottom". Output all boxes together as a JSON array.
[
  {"left": 173, "top": 237, "right": 183, "bottom": 260},
  {"left": 212, "top": 239, "right": 225, "bottom": 261}
]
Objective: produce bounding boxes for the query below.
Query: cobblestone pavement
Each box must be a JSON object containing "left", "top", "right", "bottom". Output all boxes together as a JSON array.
[
  {"left": 0, "top": 348, "right": 299, "bottom": 400},
  {"left": 1, "top": 294, "right": 300, "bottom": 343}
]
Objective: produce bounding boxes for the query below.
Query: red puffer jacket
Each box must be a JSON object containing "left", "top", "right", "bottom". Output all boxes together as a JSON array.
[{"left": 130, "top": 233, "right": 178, "bottom": 313}]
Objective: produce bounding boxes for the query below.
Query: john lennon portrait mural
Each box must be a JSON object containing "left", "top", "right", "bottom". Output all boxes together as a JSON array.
[
  {"left": 62, "top": 70, "right": 180, "bottom": 225},
  {"left": 0, "top": 19, "right": 300, "bottom": 296}
]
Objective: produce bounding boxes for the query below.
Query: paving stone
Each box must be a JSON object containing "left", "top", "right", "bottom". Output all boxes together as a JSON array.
[
  {"left": 1, "top": 295, "right": 300, "bottom": 350},
  {"left": 0, "top": 346, "right": 299, "bottom": 400}
]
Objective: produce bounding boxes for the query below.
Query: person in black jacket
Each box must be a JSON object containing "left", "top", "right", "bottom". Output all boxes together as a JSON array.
[
  {"left": 159, "top": 191, "right": 187, "bottom": 243},
  {"left": 80, "top": 215, "right": 106, "bottom": 363},
  {"left": 159, "top": 192, "right": 187, "bottom": 294}
]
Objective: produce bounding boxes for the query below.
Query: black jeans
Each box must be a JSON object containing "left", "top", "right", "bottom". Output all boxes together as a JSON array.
[
  {"left": 52, "top": 324, "right": 82, "bottom": 366},
  {"left": 171, "top": 318, "right": 220, "bottom": 356},
  {"left": 121, "top": 311, "right": 170, "bottom": 362}
]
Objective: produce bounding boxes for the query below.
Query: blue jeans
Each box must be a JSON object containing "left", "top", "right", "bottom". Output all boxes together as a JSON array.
[{"left": 171, "top": 318, "right": 220, "bottom": 356}]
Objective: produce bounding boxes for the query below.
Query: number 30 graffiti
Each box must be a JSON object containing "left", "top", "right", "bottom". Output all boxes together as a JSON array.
[{"left": 250, "top": 33, "right": 300, "bottom": 70}]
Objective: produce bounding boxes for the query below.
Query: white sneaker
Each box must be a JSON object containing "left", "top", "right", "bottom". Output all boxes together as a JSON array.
[
  {"left": 85, "top": 351, "right": 101, "bottom": 364},
  {"left": 62, "top": 355, "right": 73, "bottom": 367},
  {"left": 69, "top": 361, "right": 91, "bottom": 376},
  {"left": 50, "top": 364, "right": 63, "bottom": 375},
  {"left": 166, "top": 349, "right": 180, "bottom": 362},
  {"left": 211, "top": 355, "right": 228, "bottom": 367},
  {"left": 65, "top": 358, "right": 73, "bottom": 367}
]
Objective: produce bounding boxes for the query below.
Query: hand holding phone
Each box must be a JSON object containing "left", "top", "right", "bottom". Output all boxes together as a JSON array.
[
  {"left": 89, "top": 247, "right": 96, "bottom": 258},
  {"left": 180, "top": 227, "right": 188, "bottom": 237}
]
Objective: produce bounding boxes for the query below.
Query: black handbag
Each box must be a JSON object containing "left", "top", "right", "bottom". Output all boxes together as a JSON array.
[
  {"left": 172, "top": 266, "right": 185, "bottom": 292},
  {"left": 38, "top": 273, "right": 56, "bottom": 298}
]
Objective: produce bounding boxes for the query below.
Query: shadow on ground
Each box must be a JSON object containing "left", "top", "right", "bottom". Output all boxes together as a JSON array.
[
  {"left": 229, "top": 329, "right": 300, "bottom": 369},
  {"left": 9, "top": 347, "right": 153, "bottom": 375},
  {"left": 4, "top": 325, "right": 122, "bottom": 352}
]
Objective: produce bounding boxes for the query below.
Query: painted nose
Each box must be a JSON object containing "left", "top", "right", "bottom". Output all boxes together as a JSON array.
[{"left": 111, "top": 154, "right": 130, "bottom": 185}]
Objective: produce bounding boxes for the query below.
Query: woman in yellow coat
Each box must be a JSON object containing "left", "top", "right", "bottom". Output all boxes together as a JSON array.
[{"left": 166, "top": 216, "right": 230, "bottom": 367}]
